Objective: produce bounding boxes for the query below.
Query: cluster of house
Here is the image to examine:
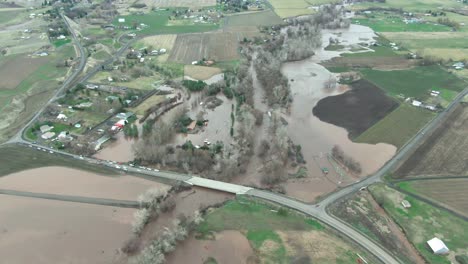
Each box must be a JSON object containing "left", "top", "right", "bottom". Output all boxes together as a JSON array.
[
  {"left": 127, "top": 48, "right": 167, "bottom": 63},
  {"left": 39, "top": 124, "right": 73, "bottom": 142},
  {"left": 110, "top": 112, "right": 135, "bottom": 131}
]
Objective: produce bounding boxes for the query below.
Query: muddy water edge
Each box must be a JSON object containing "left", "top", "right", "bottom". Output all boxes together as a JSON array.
[{"left": 254, "top": 25, "right": 397, "bottom": 202}]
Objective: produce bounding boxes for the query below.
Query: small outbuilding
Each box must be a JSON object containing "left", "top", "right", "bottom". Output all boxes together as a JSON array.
[
  {"left": 427, "top": 237, "right": 449, "bottom": 255},
  {"left": 40, "top": 125, "right": 54, "bottom": 133},
  {"left": 41, "top": 131, "right": 56, "bottom": 140},
  {"left": 401, "top": 200, "right": 411, "bottom": 208}
]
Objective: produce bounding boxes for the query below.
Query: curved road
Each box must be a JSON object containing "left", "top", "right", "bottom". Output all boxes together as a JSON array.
[{"left": 3, "top": 12, "right": 468, "bottom": 264}]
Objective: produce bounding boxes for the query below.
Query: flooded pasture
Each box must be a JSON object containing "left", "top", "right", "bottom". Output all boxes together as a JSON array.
[
  {"left": 240, "top": 25, "right": 397, "bottom": 202},
  {"left": 0, "top": 166, "right": 169, "bottom": 200},
  {"left": 0, "top": 196, "right": 135, "bottom": 264}
]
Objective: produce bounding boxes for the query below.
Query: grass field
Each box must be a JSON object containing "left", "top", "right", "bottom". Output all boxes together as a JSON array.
[
  {"left": 361, "top": 66, "right": 466, "bottom": 99},
  {"left": 113, "top": 9, "right": 219, "bottom": 35},
  {"left": 395, "top": 104, "right": 468, "bottom": 178},
  {"left": 267, "top": 0, "right": 335, "bottom": 18},
  {"left": 53, "top": 38, "right": 71, "bottom": 48},
  {"left": 129, "top": 94, "right": 166, "bottom": 116},
  {"left": 137, "top": 0, "right": 216, "bottom": 8},
  {"left": 0, "top": 8, "right": 26, "bottom": 25},
  {"left": 0, "top": 145, "right": 113, "bottom": 176},
  {"left": 184, "top": 65, "right": 221, "bottom": 80},
  {"left": 369, "top": 183, "right": 468, "bottom": 264},
  {"left": 355, "top": 104, "right": 435, "bottom": 149},
  {"left": 351, "top": 0, "right": 466, "bottom": 12},
  {"left": 196, "top": 198, "right": 376, "bottom": 263},
  {"left": 353, "top": 16, "right": 451, "bottom": 32},
  {"left": 397, "top": 179, "right": 468, "bottom": 218},
  {"left": 223, "top": 10, "right": 283, "bottom": 27}
]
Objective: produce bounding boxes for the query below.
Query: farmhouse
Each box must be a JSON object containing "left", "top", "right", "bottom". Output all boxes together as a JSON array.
[
  {"left": 40, "top": 125, "right": 54, "bottom": 133},
  {"left": 427, "top": 237, "right": 449, "bottom": 254},
  {"left": 452, "top": 62, "right": 465, "bottom": 70},
  {"left": 430, "top": 90, "right": 440, "bottom": 97},
  {"left": 41, "top": 131, "right": 56, "bottom": 140},
  {"left": 118, "top": 18, "right": 125, "bottom": 23},
  {"left": 187, "top": 120, "right": 197, "bottom": 131},
  {"left": 412, "top": 100, "right": 422, "bottom": 107},
  {"left": 57, "top": 113, "right": 67, "bottom": 121}
]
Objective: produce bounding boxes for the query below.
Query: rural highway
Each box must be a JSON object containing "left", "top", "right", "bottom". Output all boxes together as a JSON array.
[
  {"left": 14, "top": 88, "right": 467, "bottom": 264},
  {"left": 3, "top": 11, "right": 468, "bottom": 263}
]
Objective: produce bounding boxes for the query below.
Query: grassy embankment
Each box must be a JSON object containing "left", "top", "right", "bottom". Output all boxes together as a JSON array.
[
  {"left": 0, "top": 145, "right": 114, "bottom": 176},
  {"left": 196, "top": 198, "right": 376, "bottom": 263},
  {"left": 369, "top": 183, "right": 468, "bottom": 264}
]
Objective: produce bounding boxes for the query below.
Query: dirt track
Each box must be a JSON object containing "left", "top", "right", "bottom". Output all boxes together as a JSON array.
[
  {"left": 313, "top": 79, "right": 399, "bottom": 139},
  {"left": 395, "top": 103, "right": 468, "bottom": 178}
]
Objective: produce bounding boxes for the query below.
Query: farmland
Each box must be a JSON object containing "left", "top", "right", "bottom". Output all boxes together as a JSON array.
[
  {"left": 168, "top": 31, "right": 258, "bottom": 63},
  {"left": 369, "top": 183, "right": 468, "bottom": 264},
  {"left": 382, "top": 32, "right": 468, "bottom": 61},
  {"left": 361, "top": 66, "right": 466, "bottom": 99},
  {"left": 266, "top": 0, "right": 338, "bottom": 18},
  {"left": 395, "top": 104, "right": 468, "bottom": 178},
  {"left": 129, "top": 94, "right": 166, "bottom": 116},
  {"left": 313, "top": 79, "right": 399, "bottom": 139},
  {"left": 330, "top": 189, "right": 425, "bottom": 264},
  {"left": 182, "top": 198, "right": 377, "bottom": 264},
  {"left": 0, "top": 55, "right": 49, "bottom": 90},
  {"left": 355, "top": 104, "right": 435, "bottom": 149},
  {"left": 397, "top": 179, "right": 468, "bottom": 218},
  {"left": 136, "top": 0, "right": 216, "bottom": 8},
  {"left": 223, "top": 10, "right": 283, "bottom": 27},
  {"left": 113, "top": 9, "right": 219, "bottom": 36},
  {"left": 353, "top": 14, "right": 451, "bottom": 32},
  {"left": 351, "top": 0, "right": 466, "bottom": 12},
  {"left": 184, "top": 65, "right": 222, "bottom": 80},
  {"left": 0, "top": 45, "right": 74, "bottom": 143}
]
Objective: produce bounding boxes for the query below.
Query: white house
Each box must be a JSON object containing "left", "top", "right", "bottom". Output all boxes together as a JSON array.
[
  {"left": 57, "top": 35, "right": 66, "bottom": 40},
  {"left": 57, "top": 113, "right": 67, "bottom": 121},
  {"left": 118, "top": 18, "right": 125, "bottom": 23},
  {"left": 427, "top": 237, "right": 449, "bottom": 254},
  {"left": 412, "top": 100, "right": 422, "bottom": 107},
  {"left": 159, "top": 48, "right": 167, "bottom": 54},
  {"left": 430, "top": 90, "right": 440, "bottom": 97},
  {"left": 401, "top": 200, "right": 411, "bottom": 208}
]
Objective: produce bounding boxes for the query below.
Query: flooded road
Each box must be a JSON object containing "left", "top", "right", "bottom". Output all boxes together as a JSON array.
[
  {"left": 0, "top": 166, "right": 169, "bottom": 200},
  {"left": 0, "top": 196, "right": 134, "bottom": 264}
]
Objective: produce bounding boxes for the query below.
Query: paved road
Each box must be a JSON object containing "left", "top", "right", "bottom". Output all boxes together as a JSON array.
[
  {"left": 3, "top": 12, "right": 467, "bottom": 263},
  {"left": 0, "top": 189, "right": 141, "bottom": 208}
]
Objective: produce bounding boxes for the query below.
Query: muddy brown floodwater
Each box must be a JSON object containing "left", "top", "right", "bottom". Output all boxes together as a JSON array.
[
  {"left": 0, "top": 166, "right": 170, "bottom": 200},
  {"left": 0, "top": 196, "right": 135, "bottom": 264},
  {"left": 280, "top": 25, "right": 397, "bottom": 202},
  {"left": 94, "top": 132, "right": 136, "bottom": 163}
]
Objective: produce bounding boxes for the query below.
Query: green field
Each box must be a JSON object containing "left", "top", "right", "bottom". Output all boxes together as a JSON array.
[
  {"left": 355, "top": 104, "right": 435, "bottom": 148},
  {"left": 113, "top": 9, "right": 219, "bottom": 35},
  {"left": 343, "top": 45, "right": 401, "bottom": 58},
  {"left": 0, "top": 9, "right": 25, "bottom": 25},
  {"left": 0, "top": 145, "right": 113, "bottom": 176},
  {"left": 361, "top": 66, "right": 466, "bottom": 99},
  {"left": 223, "top": 10, "right": 283, "bottom": 27},
  {"left": 369, "top": 184, "right": 468, "bottom": 264},
  {"left": 53, "top": 38, "right": 72, "bottom": 48},
  {"left": 352, "top": 0, "right": 466, "bottom": 12},
  {"left": 353, "top": 16, "right": 451, "bottom": 32},
  {"left": 196, "top": 198, "right": 374, "bottom": 263}
]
